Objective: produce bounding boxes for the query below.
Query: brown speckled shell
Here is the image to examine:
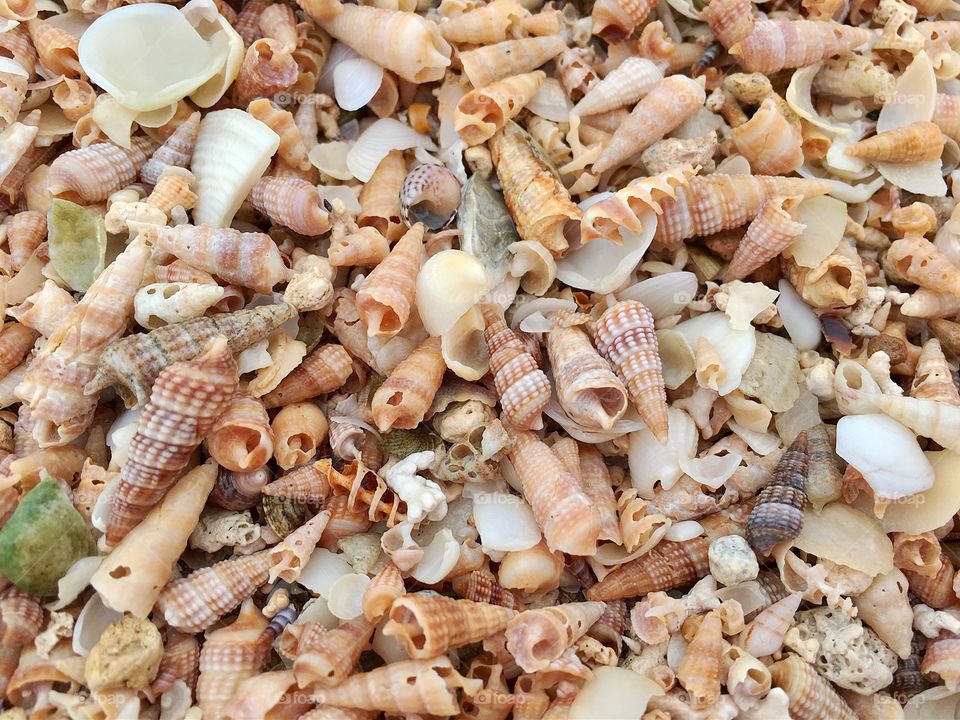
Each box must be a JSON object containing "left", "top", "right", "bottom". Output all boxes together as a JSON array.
[
  {"left": 723, "top": 195, "right": 805, "bottom": 282},
  {"left": 451, "top": 569, "right": 520, "bottom": 610},
  {"left": 746, "top": 432, "right": 808, "bottom": 556},
  {"left": 263, "top": 343, "right": 353, "bottom": 409},
  {"left": 250, "top": 176, "right": 331, "bottom": 235}
]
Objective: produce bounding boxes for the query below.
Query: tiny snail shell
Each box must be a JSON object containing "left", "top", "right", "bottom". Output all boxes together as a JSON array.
[{"left": 399, "top": 162, "right": 462, "bottom": 230}]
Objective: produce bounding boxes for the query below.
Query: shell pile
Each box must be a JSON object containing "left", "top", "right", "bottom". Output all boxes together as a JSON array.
[{"left": 0, "top": 0, "right": 960, "bottom": 716}]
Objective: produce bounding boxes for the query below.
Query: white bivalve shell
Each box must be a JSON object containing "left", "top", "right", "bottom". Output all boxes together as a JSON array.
[
  {"left": 472, "top": 492, "right": 542, "bottom": 552},
  {"left": 334, "top": 57, "right": 384, "bottom": 112},
  {"left": 836, "top": 414, "right": 935, "bottom": 499},
  {"left": 415, "top": 250, "right": 490, "bottom": 336}
]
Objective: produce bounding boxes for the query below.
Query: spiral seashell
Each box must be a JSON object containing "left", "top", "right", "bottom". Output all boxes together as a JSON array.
[
  {"left": 250, "top": 176, "right": 330, "bottom": 235},
  {"left": 293, "top": 617, "right": 375, "bottom": 689},
  {"left": 505, "top": 602, "right": 603, "bottom": 673},
  {"left": 262, "top": 457, "right": 334, "bottom": 505},
  {"left": 770, "top": 654, "right": 857, "bottom": 720},
  {"left": 702, "top": 0, "right": 754, "bottom": 47},
  {"left": 26, "top": 18, "right": 81, "bottom": 77},
  {"left": 356, "top": 150, "right": 407, "bottom": 242},
  {"left": 104, "top": 338, "right": 238, "bottom": 546},
  {"left": 455, "top": 71, "right": 546, "bottom": 147},
  {"left": 0, "top": 323, "right": 37, "bottom": 382},
  {"left": 399, "top": 163, "right": 462, "bottom": 230},
  {"left": 729, "top": 20, "right": 871, "bottom": 75},
  {"left": 730, "top": 98, "right": 805, "bottom": 176},
  {"left": 483, "top": 309, "right": 551, "bottom": 431},
  {"left": 356, "top": 222, "right": 423, "bottom": 338},
  {"left": 141, "top": 112, "right": 201, "bottom": 186},
  {"left": 262, "top": 343, "right": 353, "bottom": 409},
  {"left": 0, "top": 587, "right": 42, "bottom": 648},
  {"left": 437, "top": 0, "right": 527, "bottom": 44},
  {"left": 594, "top": 300, "right": 669, "bottom": 445},
  {"left": 812, "top": 54, "right": 896, "bottom": 99},
  {"left": 745, "top": 433, "right": 808, "bottom": 556},
  {"left": 149, "top": 632, "right": 200, "bottom": 699},
  {"left": 47, "top": 136, "right": 157, "bottom": 202},
  {"left": 372, "top": 336, "right": 446, "bottom": 432},
  {"left": 450, "top": 568, "right": 520, "bottom": 610},
  {"left": 887, "top": 235, "right": 960, "bottom": 296},
  {"left": 6, "top": 211, "right": 45, "bottom": 272},
  {"left": 325, "top": 459, "right": 407, "bottom": 525},
  {"left": 363, "top": 561, "right": 406, "bottom": 622},
  {"left": 269, "top": 509, "right": 330, "bottom": 583},
  {"left": 904, "top": 551, "right": 956, "bottom": 608},
  {"left": 920, "top": 632, "right": 960, "bottom": 692},
  {"left": 145, "top": 169, "right": 198, "bottom": 215},
  {"left": 723, "top": 195, "right": 805, "bottom": 282},
  {"left": 592, "top": 0, "right": 657, "bottom": 42},
  {"left": 86, "top": 303, "right": 296, "bottom": 408},
  {"left": 329, "top": 226, "right": 391, "bottom": 267},
  {"left": 247, "top": 98, "right": 312, "bottom": 173},
  {"left": 677, "top": 610, "right": 723, "bottom": 709},
  {"left": 911, "top": 338, "right": 960, "bottom": 405},
  {"left": 573, "top": 57, "right": 664, "bottom": 118},
  {"left": 739, "top": 592, "right": 802, "bottom": 657},
  {"left": 847, "top": 120, "right": 944, "bottom": 163},
  {"left": 804, "top": 423, "right": 842, "bottom": 512},
  {"left": 206, "top": 392, "right": 274, "bottom": 472},
  {"left": 459, "top": 36, "right": 566, "bottom": 89},
  {"left": 232, "top": 37, "right": 298, "bottom": 105}
]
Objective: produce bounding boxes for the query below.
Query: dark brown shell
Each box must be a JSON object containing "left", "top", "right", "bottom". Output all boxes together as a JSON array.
[
  {"left": 210, "top": 466, "right": 270, "bottom": 511},
  {"left": 746, "top": 432, "right": 808, "bottom": 556},
  {"left": 261, "top": 494, "right": 308, "bottom": 538},
  {"left": 891, "top": 634, "right": 927, "bottom": 702}
]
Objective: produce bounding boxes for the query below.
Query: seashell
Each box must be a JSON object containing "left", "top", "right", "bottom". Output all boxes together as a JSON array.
[
  {"left": 356, "top": 222, "right": 423, "bottom": 338},
  {"left": 133, "top": 282, "right": 225, "bottom": 331},
  {"left": 723, "top": 196, "right": 804, "bottom": 283},
  {"left": 460, "top": 36, "right": 566, "bottom": 89},
  {"left": 595, "top": 300, "right": 669, "bottom": 445},
  {"left": 293, "top": 617, "right": 374, "bottom": 689},
  {"left": 455, "top": 71, "right": 546, "bottom": 147},
  {"left": 356, "top": 149, "right": 406, "bottom": 242},
  {"left": 451, "top": 568, "right": 520, "bottom": 610},
  {"left": 47, "top": 137, "right": 157, "bottom": 202},
  {"left": 509, "top": 431, "right": 601, "bottom": 556},
  {"left": 731, "top": 99, "right": 805, "bottom": 176},
  {"left": 92, "top": 462, "right": 217, "bottom": 618},
  {"left": 262, "top": 343, "right": 353, "bottom": 409},
  {"left": 0, "top": 323, "right": 37, "bottom": 382},
  {"left": 384, "top": 594, "right": 516, "bottom": 659},
  {"left": 592, "top": 75, "right": 705, "bottom": 175},
  {"left": 250, "top": 176, "right": 330, "bottom": 235},
  {"left": 846, "top": 120, "right": 944, "bottom": 163},
  {"left": 472, "top": 491, "right": 541, "bottom": 553},
  {"left": 490, "top": 121, "right": 581, "bottom": 258},
  {"left": 312, "top": 656, "right": 482, "bottom": 715},
  {"left": 854, "top": 569, "right": 914, "bottom": 660},
  {"left": 702, "top": 0, "right": 753, "bottom": 47},
  {"left": 902, "top": 288, "right": 960, "bottom": 318},
  {"left": 6, "top": 210, "right": 45, "bottom": 272},
  {"left": 370, "top": 336, "right": 445, "bottom": 432},
  {"left": 887, "top": 235, "right": 960, "bottom": 297},
  {"left": 141, "top": 111, "right": 201, "bottom": 186},
  {"left": 212, "top": 466, "right": 269, "bottom": 513},
  {"left": 327, "top": 459, "right": 406, "bottom": 526},
  {"left": 709, "top": 535, "right": 759, "bottom": 586},
  {"left": 505, "top": 602, "right": 604, "bottom": 673},
  {"left": 911, "top": 338, "right": 960, "bottom": 405},
  {"left": 677, "top": 611, "right": 723, "bottom": 709},
  {"left": 836, "top": 413, "right": 936, "bottom": 496},
  {"left": 739, "top": 593, "right": 801, "bottom": 657},
  {"left": 416, "top": 251, "right": 489, "bottom": 339},
  {"left": 769, "top": 654, "right": 857, "bottom": 720},
  {"left": 729, "top": 20, "right": 871, "bottom": 75},
  {"left": 269, "top": 509, "right": 331, "bottom": 584},
  {"left": 84, "top": 615, "right": 163, "bottom": 692},
  {"left": 592, "top": 0, "right": 658, "bottom": 42},
  {"left": 484, "top": 309, "right": 551, "bottom": 430},
  {"left": 935, "top": 93, "right": 960, "bottom": 144},
  {"left": 362, "top": 561, "right": 405, "bottom": 622},
  {"left": 745, "top": 433, "right": 808, "bottom": 556},
  {"left": 149, "top": 631, "right": 200, "bottom": 697},
  {"left": 9, "top": 281, "right": 76, "bottom": 339},
  {"left": 0, "top": 587, "right": 42, "bottom": 648},
  {"left": 27, "top": 17, "right": 80, "bottom": 77},
  {"left": 206, "top": 392, "right": 273, "bottom": 472},
  {"left": 805, "top": 423, "right": 842, "bottom": 512},
  {"left": 247, "top": 98, "right": 312, "bottom": 173},
  {"left": 87, "top": 303, "right": 296, "bottom": 408},
  {"left": 400, "top": 163, "right": 461, "bottom": 230},
  {"left": 272, "top": 401, "right": 328, "bottom": 470},
  {"left": 135, "top": 223, "right": 290, "bottom": 295},
  {"left": 146, "top": 168, "right": 199, "bottom": 215},
  {"left": 261, "top": 493, "right": 308, "bottom": 540},
  {"left": 438, "top": 0, "right": 527, "bottom": 44},
  {"left": 261, "top": 458, "right": 333, "bottom": 506},
  {"left": 921, "top": 632, "right": 960, "bottom": 692},
  {"left": 573, "top": 57, "right": 664, "bottom": 118},
  {"left": 232, "top": 37, "right": 297, "bottom": 105}
]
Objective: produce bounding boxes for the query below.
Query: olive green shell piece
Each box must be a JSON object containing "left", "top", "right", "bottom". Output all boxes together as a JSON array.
[
  {"left": 459, "top": 173, "right": 518, "bottom": 286},
  {"left": 47, "top": 198, "right": 107, "bottom": 292},
  {"left": 0, "top": 477, "right": 96, "bottom": 596},
  {"left": 261, "top": 494, "right": 307, "bottom": 539},
  {"left": 378, "top": 428, "right": 440, "bottom": 460}
]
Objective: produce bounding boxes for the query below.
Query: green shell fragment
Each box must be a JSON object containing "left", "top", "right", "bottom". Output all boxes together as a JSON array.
[
  {"left": 48, "top": 198, "right": 108, "bottom": 292},
  {"left": 261, "top": 494, "right": 307, "bottom": 539},
  {"left": 459, "top": 173, "right": 518, "bottom": 286},
  {"left": 0, "top": 477, "right": 96, "bottom": 596},
  {"left": 378, "top": 428, "right": 440, "bottom": 460}
]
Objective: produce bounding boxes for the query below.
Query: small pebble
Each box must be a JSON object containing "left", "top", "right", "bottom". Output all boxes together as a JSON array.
[
  {"left": 708, "top": 535, "right": 760, "bottom": 586},
  {"left": 84, "top": 616, "right": 163, "bottom": 692}
]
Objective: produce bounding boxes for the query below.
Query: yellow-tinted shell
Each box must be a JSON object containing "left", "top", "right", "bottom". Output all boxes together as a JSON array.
[
  {"left": 460, "top": 36, "right": 566, "bottom": 89},
  {"left": 484, "top": 311, "right": 551, "bottom": 430},
  {"left": 439, "top": 0, "right": 527, "bottom": 44},
  {"left": 141, "top": 111, "right": 201, "bottom": 187},
  {"left": 26, "top": 18, "right": 81, "bottom": 77},
  {"left": 847, "top": 121, "right": 944, "bottom": 163},
  {"left": 770, "top": 654, "right": 857, "bottom": 720},
  {"left": 731, "top": 98, "right": 805, "bottom": 175},
  {"left": 505, "top": 602, "right": 604, "bottom": 673},
  {"left": 206, "top": 391, "right": 274, "bottom": 472},
  {"left": 677, "top": 611, "right": 723, "bottom": 709},
  {"left": 356, "top": 222, "right": 423, "bottom": 338},
  {"left": 730, "top": 20, "right": 872, "bottom": 74},
  {"left": 358, "top": 150, "right": 407, "bottom": 242},
  {"left": 371, "top": 336, "right": 446, "bottom": 432},
  {"left": 262, "top": 343, "right": 354, "bottom": 409},
  {"left": 47, "top": 137, "right": 157, "bottom": 202},
  {"left": 887, "top": 235, "right": 960, "bottom": 295},
  {"left": 911, "top": 338, "right": 960, "bottom": 405},
  {"left": 455, "top": 71, "right": 546, "bottom": 147},
  {"left": 723, "top": 195, "right": 805, "bottom": 282}
]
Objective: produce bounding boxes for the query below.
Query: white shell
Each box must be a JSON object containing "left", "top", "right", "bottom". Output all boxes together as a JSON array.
[
  {"left": 416, "top": 250, "right": 489, "bottom": 336},
  {"left": 134, "top": 282, "right": 225, "bottom": 330},
  {"left": 512, "top": 297, "right": 577, "bottom": 333},
  {"left": 557, "top": 211, "right": 656, "bottom": 294},
  {"left": 617, "top": 272, "right": 697, "bottom": 319},
  {"left": 836, "top": 414, "right": 935, "bottom": 499},
  {"left": 326, "top": 573, "right": 372, "bottom": 620},
  {"left": 298, "top": 549, "right": 355, "bottom": 597},
  {"left": 508, "top": 240, "right": 556, "bottom": 295},
  {"left": 347, "top": 118, "right": 437, "bottom": 182},
  {"left": 526, "top": 78, "right": 572, "bottom": 122},
  {"left": 410, "top": 528, "right": 460, "bottom": 584},
  {"left": 441, "top": 305, "right": 489, "bottom": 381},
  {"left": 237, "top": 338, "right": 272, "bottom": 374},
  {"left": 309, "top": 142, "right": 355, "bottom": 181},
  {"left": 776, "top": 279, "right": 821, "bottom": 351},
  {"left": 106, "top": 407, "right": 143, "bottom": 464},
  {"left": 334, "top": 57, "right": 385, "bottom": 112},
  {"left": 664, "top": 520, "right": 704, "bottom": 542},
  {"left": 679, "top": 451, "right": 743, "bottom": 490},
  {"left": 74, "top": 593, "right": 123, "bottom": 656},
  {"left": 787, "top": 196, "right": 846, "bottom": 268},
  {"left": 669, "top": 312, "right": 757, "bottom": 395},
  {"left": 569, "top": 667, "right": 664, "bottom": 719},
  {"left": 47, "top": 556, "right": 103, "bottom": 611},
  {"left": 723, "top": 281, "right": 779, "bottom": 331},
  {"left": 628, "top": 408, "right": 698, "bottom": 498},
  {"left": 159, "top": 680, "right": 192, "bottom": 720},
  {"left": 472, "top": 492, "right": 542, "bottom": 552}
]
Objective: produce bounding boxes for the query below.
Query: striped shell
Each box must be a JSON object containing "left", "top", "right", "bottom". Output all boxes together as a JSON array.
[
  {"left": 141, "top": 112, "right": 201, "bottom": 186},
  {"left": 677, "top": 611, "right": 723, "bottom": 709},
  {"left": 358, "top": 150, "right": 407, "bottom": 242},
  {"left": 746, "top": 432, "right": 808, "bottom": 556},
  {"left": 248, "top": 99, "right": 313, "bottom": 173},
  {"left": 770, "top": 654, "right": 857, "bottom": 720},
  {"left": 573, "top": 57, "right": 664, "bottom": 118},
  {"left": 262, "top": 458, "right": 333, "bottom": 504},
  {"left": 730, "top": 98, "right": 805, "bottom": 176},
  {"left": 455, "top": 71, "right": 546, "bottom": 147},
  {"left": 293, "top": 617, "right": 375, "bottom": 689},
  {"left": 921, "top": 632, "right": 960, "bottom": 692},
  {"left": 262, "top": 343, "right": 353, "bottom": 409},
  {"left": 47, "top": 137, "right": 156, "bottom": 202},
  {"left": 595, "top": 300, "right": 669, "bottom": 445},
  {"left": 104, "top": 338, "right": 238, "bottom": 546},
  {"left": 587, "top": 600, "right": 628, "bottom": 653},
  {"left": 730, "top": 20, "right": 872, "bottom": 75},
  {"left": 905, "top": 551, "right": 956, "bottom": 608},
  {"left": 0, "top": 588, "right": 43, "bottom": 648},
  {"left": 484, "top": 311, "right": 551, "bottom": 430},
  {"left": 805, "top": 423, "right": 842, "bottom": 512},
  {"left": 846, "top": 120, "right": 944, "bottom": 163},
  {"left": 26, "top": 18, "right": 81, "bottom": 77},
  {"left": 935, "top": 93, "right": 960, "bottom": 144},
  {"left": 505, "top": 602, "right": 604, "bottom": 673},
  {"left": 437, "top": 0, "right": 526, "bottom": 44},
  {"left": 233, "top": 38, "right": 298, "bottom": 105},
  {"left": 891, "top": 635, "right": 926, "bottom": 700},
  {"left": 206, "top": 392, "right": 274, "bottom": 472},
  {"left": 911, "top": 338, "right": 960, "bottom": 405},
  {"left": 250, "top": 176, "right": 330, "bottom": 235},
  {"left": 0, "top": 323, "right": 38, "bottom": 381},
  {"left": 150, "top": 631, "right": 200, "bottom": 697},
  {"left": 450, "top": 568, "right": 520, "bottom": 610},
  {"left": 723, "top": 195, "right": 805, "bottom": 282},
  {"left": 459, "top": 36, "right": 566, "bottom": 88},
  {"left": 268, "top": 509, "right": 330, "bottom": 582},
  {"left": 146, "top": 169, "right": 198, "bottom": 215},
  {"left": 592, "top": 0, "right": 657, "bottom": 42},
  {"left": 6, "top": 211, "right": 45, "bottom": 272},
  {"left": 739, "top": 593, "right": 802, "bottom": 657},
  {"left": 356, "top": 222, "right": 423, "bottom": 338},
  {"left": 371, "top": 336, "right": 445, "bottom": 432},
  {"left": 362, "top": 561, "right": 406, "bottom": 622},
  {"left": 702, "top": 0, "right": 754, "bottom": 47},
  {"left": 578, "top": 444, "right": 622, "bottom": 544},
  {"left": 384, "top": 594, "right": 516, "bottom": 659}
]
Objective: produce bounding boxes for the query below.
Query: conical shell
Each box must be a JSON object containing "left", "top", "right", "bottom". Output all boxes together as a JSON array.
[
  {"left": 911, "top": 338, "right": 960, "bottom": 405},
  {"left": 460, "top": 36, "right": 566, "bottom": 89},
  {"left": 311, "top": 656, "right": 480, "bottom": 715},
  {"left": 887, "top": 235, "right": 960, "bottom": 296},
  {"left": 384, "top": 594, "right": 517, "bottom": 659},
  {"left": 206, "top": 392, "right": 273, "bottom": 472},
  {"left": 586, "top": 600, "right": 628, "bottom": 653},
  {"left": 250, "top": 176, "right": 330, "bottom": 235},
  {"left": 325, "top": 459, "right": 406, "bottom": 525},
  {"left": 730, "top": 19, "right": 872, "bottom": 74},
  {"left": 450, "top": 568, "right": 520, "bottom": 610},
  {"left": 654, "top": 174, "right": 831, "bottom": 250},
  {"left": 592, "top": 75, "right": 705, "bottom": 175},
  {"left": 739, "top": 593, "right": 802, "bottom": 657},
  {"left": 437, "top": 0, "right": 527, "bottom": 44},
  {"left": 812, "top": 54, "right": 895, "bottom": 100},
  {"left": 490, "top": 121, "right": 581, "bottom": 257},
  {"left": 847, "top": 120, "right": 944, "bottom": 163},
  {"left": 929, "top": 318, "right": 960, "bottom": 357},
  {"left": 893, "top": 532, "right": 941, "bottom": 576},
  {"left": 746, "top": 433, "right": 808, "bottom": 556},
  {"left": 47, "top": 136, "right": 156, "bottom": 202},
  {"left": 146, "top": 169, "right": 198, "bottom": 214},
  {"left": 509, "top": 431, "right": 601, "bottom": 556},
  {"left": 902, "top": 288, "right": 960, "bottom": 318},
  {"left": 87, "top": 303, "right": 295, "bottom": 408},
  {"left": 6, "top": 211, "right": 45, "bottom": 272},
  {"left": 371, "top": 336, "right": 445, "bottom": 432},
  {"left": 105, "top": 338, "right": 238, "bottom": 545},
  {"left": 294, "top": 617, "right": 375, "bottom": 689},
  {"left": 578, "top": 444, "right": 622, "bottom": 544},
  {"left": 329, "top": 227, "right": 391, "bottom": 267},
  {"left": 591, "top": 0, "right": 657, "bottom": 42},
  {"left": 455, "top": 71, "right": 546, "bottom": 147},
  {"left": 547, "top": 319, "right": 628, "bottom": 431},
  {"left": 770, "top": 654, "right": 857, "bottom": 720},
  {"left": 247, "top": 98, "right": 313, "bottom": 173},
  {"left": 702, "top": 0, "right": 754, "bottom": 47},
  {"left": 505, "top": 602, "right": 604, "bottom": 673},
  {"left": 594, "top": 300, "right": 669, "bottom": 445},
  {"left": 262, "top": 458, "right": 333, "bottom": 504},
  {"left": 724, "top": 195, "right": 805, "bottom": 282},
  {"left": 262, "top": 344, "right": 354, "bottom": 409},
  {"left": 677, "top": 611, "right": 723, "bottom": 709},
  {"left": 26, "top": 18, "right": 81, "bottom": 77},
  {"left": 356, "top": 222, "right": 423, "bottom": 338},
  {"left": 269, "top": 509, "right": 331, "bottom": 583},
  {"left": 141, "top": 112, "right": 200, "bottom": 186},
  {"left": 153, "top": 260, "right": 218, "bottom": 285},
  {"left": 150, "top": 631, "right": 200, "bottom": 697},
  {"left": 875, "top": 393, "right": 960, "bottom": 451},
  {"left": 484, "top": 311, "right": 551, "bottom": 430},
  {"left": 0, "top": 323, "right": 37, "bottom": 381},
  {"left": 730, "top": 99, "right": 805, "bottom": 176},
  {"left": 805, "top": 423, "right": 842, "bottom": 512},
  {"left": 935, "top": 93, "right": 960, "bottom": 144},
  {"left": 0, "top": 587, "right": 42, "bottom": 648},
  {"left": 362, "top": 561, "right": 406, "bottom": 622},
  {"left": 905, "top": 551, "right": 956, "bottom": 608},
  {"left": 573, "top": 57, "right": 664, "bottom": 118},
  {"left": 920, "top": 632, "right": 960, "bottom": 690}
]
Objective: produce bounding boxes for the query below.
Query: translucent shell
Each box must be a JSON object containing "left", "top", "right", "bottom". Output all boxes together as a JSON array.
[
  {"left": 0, "top": 587, "right": 43, "bottom": 648},
  {"left": 573, "top": 57, "right": 664, "bottom": 118},
  {"left": 459, "top": 36, "right": 566, "bottom": 89},
  {"left": 887, "top": 235, "right": 960, "bottom": 296},
  {"left": 723, "top": 195, "right": 805, "bottom": 282},
  {"left": 677, "top": 611, "right": 723, "bottom": 709},
  {"left": 730, "top": 98, "right": 805, "bottom": 176},
  {"left": 595, "top": 300, "right": 669, "bottom": 445},
  {"left": 0, "top": 323, "right": 38, "bottom": 381},
  {"left": 455, "top": 71, "right": 546, "bottom": 147},
  {"left": 484, "top": 311, "right": 551, "bottom": 430},
  {"left": 371, "top": 336, "right": 446, "bottom": 432},
  {"left": 356, "top": 222, "right": 423, "bottom": 338},
  {"left": 104, "top": 337, "right": 238, "bottom": 546},
  {"left": 770, "top": 654, "right": 858, "bottom": 720},
  {"left": 294, "top": 617, "right": 375, "bottom": 689},
  {"left": 384, "top": 594, "right": 516, "bottom": 659},
  {"left": 362, "top": 561, "right": 406, "bottom": 622},
  {"left": 490, "top": 121, "right": 581, "bottom": 258},
  {"left": 592, "top": 75, "right": 706, "bottom": 175},
  {"left": 262, "top": 343, "right": 354, "bottom": 409},
  {"left": 141, "top": 111, "right": 201, "bottom": 186},
  {"left": 509, "top": 431, "right": 601, "bottom": 556},
  {"left": 591, "top": 0, "right": 658, "bottom": 42},
  {"left": 206, "top": 391, "right": 274, "bottom": 472},
  {"left": 47, "top": 137, "right": 157, "bottom": 202},
  {"left": 911, "top": 338, "right": 960, "bottom": 405},
  {"left": 730, "top": 20, "right": 872, "bottom": 75},
  {"left": 505, "top": 601, "right": 604, "bottom": 673},
  {"left": 249, "top": 176, "right": 331, "bottom": 235},
  {"left": 847, "top": 120, "right": 944, "bottom": 163},
  {"left": 6, "top": 211, "right": 45, "bottom": 272},
  {"left": 654, "top": 175, "right": 831, "bottom": 250}
]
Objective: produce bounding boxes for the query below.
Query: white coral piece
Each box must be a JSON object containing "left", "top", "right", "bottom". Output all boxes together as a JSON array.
[
  {"left": 188, "top": 510, "right": 263, "bottom": 553},
  {"left": 913, "top": 603, "right": 960, "bottom": 638},
  {"left": 384, "top": 450, "right": 447, "bottom": 523}
]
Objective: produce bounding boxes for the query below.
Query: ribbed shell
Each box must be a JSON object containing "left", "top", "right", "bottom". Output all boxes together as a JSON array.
[
  {"left": 47, "top": 137, "right": 156, "bottom": 202},
  {"left": 746, "top": 433, "right": 808, "bottom": 556},
  {"left": 437, "top": 0, "right": 526, "bottom": 44},
  {"left": 153, "top": 260, "right": 218, "bottom": 285},
  {"left": 451, "top": 568, "right": 520, "bottom": 610},
  {"left": 371, "top": 336, "right": 445, "bottom": 432},
  {"left": 654, "top": 175, "right": 831, "bottom": 250},
  {"left": 293, "top": 618, "right": 375, "bottom": 688},
  {"left": 505, "top": 602, "right": 604, "bottom": 673},
  {"left": 26, "top": 18, "right": 81, "bottom": 77},
  {"left": 356, "top": 222, "right": 423, "bottom": 338},
  {"left": 847, "top": 120, "right": 944, "bottom": 163},
  {"left": 484, "top": 312, "right": 550, "bottom": 430},
  {"left": 0, "top": 588, "right": 42, "bottom": 648},
  {"left": 455, "top": 71, "right": 546, "bottom": 147},
  {"left": 291, "top": 23, "right": 331, "bottom": 94},
  {"left": 805, "top": 423, "right": 842, "bottom": 512},
  {"left": 6, "top": 211, "right": 45, "bottom": 272},
  {"left": 87, "top": 303, "right": 296, "bottom": 408},
  {"left": 702, "top": 0, "right": 754, "bottom": 47},
  {"left": 385, "top": 594, "right": 516, "bottom": 659},
  {"left": 587, "top": 600, "right": 627, "bottom": 653},
  {"left": 460, "top": 36, "right": 566, "bottom": 88},
  {"left": 248, "top": 99, "right": 312, "bottom": 173},
  {"left": 0, "top": 323, "right": 37, "bottom": 381},
  {"left": 730, "top": 99, "right": 805, "bottom": 176},
  {"left": 677, "top": 611, "right": 723, "bottom": 709},
  {"left": 206, "top": 391, "right": 274, "bottom": 472},
  {"left": 730, "top": 20, "right": 872, "bottom": 74},
  {"left": 573, "top": 57, "right": 664, "bottom": 118},
  {"left": 591, "top": 0, "right": 657, "bottom": 42},
  {"left": 150, "top": 631, "right": 200, "bottom": 696},
  {"left": 578, "top": 444, "right": 622, "bottom": 544},
  {"left": 157, "top": 551, "right": 273, "bottom": 633},
  {"left": 141, "top": 112, "right": 201, "bottom": 186},
  {"left": 234, "top": 0, "right": 269, "bottom": 45},
  {"left": 812, "top": 54, "right": 895, "bottom": 100},
  {"left": 105, "top": 338, "right": 238, "bottom": 545},
  {"left": 892, "top": 634, "right": 927, "bottom": 700},
  {"left": 269, "top": 509, "right": 331, "bottom": 583},
  {"left": 887, "top": 235, "right": 960, "bottom": 296},
  {"left": 233, "top": 38, "right": 298, "bottom": 105},
  {"left": 592, "top": 75, "right": 705, "bottom": 175},
  {"left": 357, "top": 149, "right": 406, "bottom": 242},
  {"left": 326, "top": 459, "right": 407, "bottom": 526},
  {"left": 724, "top": 195, "right": 805, "bottom": 282},
  {"left": 362, "top": 561, "right": 406, "bottom": 622},
  {"left": 911, "top": 338, "right": 960, "bottom": 405},
  {"left": 905, "top": 551, "right": 956, "bottom": 608},
  {"left": 250, "top": 176, "right": 330, "bottom": 235},
  {"left": 594, "top": 300, "right": 669, "bottom": 445},
  {"left": 770, "top": 654, "right": 857, "bottom": 720},
  {"left": 921, "top": 632, "right": 960, "bottom": 692},
  {"left": 490, "top": 121, "right": 581, "bottom": 258},
  {"left": 935, "top": 93, "right": 960, "bottom": 144},
  {"left": 547, "top": 320, "right": 628, "bottom": 431},
  {"left": 509, "top": 431, "right": 601, "bottom": 556},
  {"left": 145, "top": 170, "right": 198, "bottom": 214},
  {"left": 739, "top": 593, "right": 801, "bottom": 657},
  {"left": 262, "top": 458, "right": 333, "bottom": 504},
  {"left": 262, "top": 343, "right": 353, "bottom": 409}
]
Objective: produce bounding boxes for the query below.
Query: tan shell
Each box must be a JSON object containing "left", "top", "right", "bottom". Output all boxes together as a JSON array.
[
  {"left": 293, "top": 617, "right": 375, "bottom": 688},
  {"left": 770, "top": 654, "right": 857, "bottom": 720},
  {"left": 206, "top": 392, "right": 274, "bottom": 472},
  {"left": 904, "top": 550, "right": 956, "bottom": 608},
  {"left": 26, "top": 18, "right": 81, "bottom": 77},
  {"left": 84, "top": 616, "right": 163, "bottom": 692},
  {"left": 677, "top": 611, "right": 723, "bottom": 709},
  {"left": 592, "top": 0, "right": 657, "bottom": 42},
  {"left": 887, "top": 235, "right": 960, "bottom": 295},
  {"left": 730, "top": 20, "right": 872, "bottom": 75},
  {"left": 141, "top": 112, "right": 201, "bottom": 186},
  {"left": 455, "top": 71, "right": 546, "bottom": 147},
  {"left": 250, "top": 176, "right": 330, "bottom": 235},
  {"left": 262, "top": 343, "right": 353, "bottom": 409},
  {"left": 5, "top": 211, "right": 45, "bottom": 272},
  {"left": 372, "top": 336, "right": 446, "bottom": 432},
  {"left": 935, "top": 93, "right": 960, "bottom": 144},
  {"left": 47, "top": 137, "right": 156, "bottom": 202},
  {"left": 911, "top": 338, "right": 960, "bottom": 405},
  {"left": 357, "top": 150, "right": 407, "bottom": 242},
  {"left": 0, "top": 588, "right": 42, "bottom": 648},
  {"left": 731, "top": 99, "right": 805, "bottom": 175},
  {"left": 574, "top": 56, "right": 664, "bottom": 118},
  {"left": 847, "top": 120, "right": 945, "bottom": 163},
  {"left": 232, "top": 38, "right": 298, "bottom": 105},
  {"left": 505, "top": 602, "right": 604, "bottom": 673},
  {"left": 702, "top": 0, "right": 754, "bottom": 47},
  {"left": 438, "top": 0, "right": 527, "bottom": 44},
  {"left": 248, "top": 98, "right": 313, "bottom": 173},
  {"left": 460, "top": 36, "right": 566, "bottom": 89},
  {"left": 450, "top": 568, "right": 520, "bottom": 610},
  {"left": 724, "top": 196, "right": 805, "bottom": 282},
  {"left": 356, "top": 222, "right": 423, "bottom": 338},
  {"left": 805, "top": 423, "right": 842, "bottom": 512},
  {"left": 362, "top": 561, "right": 406, "bottom": 622},
  {"left": 149, "top": 631, "right": 200, "bottom": 697},
  {"left": 484, "top": 310, "right": 550, "bottom": 431}
]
